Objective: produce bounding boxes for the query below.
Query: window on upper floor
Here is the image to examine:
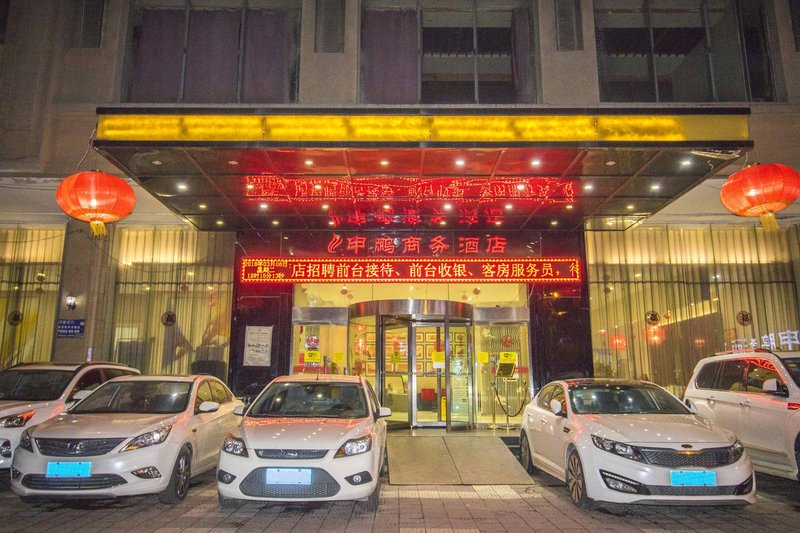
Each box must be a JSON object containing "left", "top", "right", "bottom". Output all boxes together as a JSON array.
[
  {"left": 126, "top": 0, "right": 300, "bottom": 104},
  {"left": 594, "top": 0, "right": 783, "bottom": 103},
  {"left": 360, "top": 0, "right": 536, "bottom": 104}
]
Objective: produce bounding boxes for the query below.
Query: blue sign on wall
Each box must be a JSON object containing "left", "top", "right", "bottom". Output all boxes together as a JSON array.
[{"left": 57, "top": 319, "right": 85, "bottom": 338}]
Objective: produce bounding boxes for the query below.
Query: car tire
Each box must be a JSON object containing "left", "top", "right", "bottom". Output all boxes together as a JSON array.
[
  {"left": 366, "top": 476, "right": 381, "bottom": 511},
  {"left": 519, "top": 431, "right": 537, "bottom": 474},
  {"left": 159, "top": 447, "right": 191, "bottom": 504},
  {"left": 795, "top": 434, "right": 800, "bottom": 482},
  {"left": 566, "top": 448, "right": 595, "bottom": 509},
  {"left": 380, "top": 446, "right": 388, "bottom": 477},
  {"left": 218, "top": 492, "right": 238, "bottom": 509}
]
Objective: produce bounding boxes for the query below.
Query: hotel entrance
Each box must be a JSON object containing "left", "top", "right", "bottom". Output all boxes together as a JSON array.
[{"left": 349, "top": 300, "right": 473, "bottom": 431}]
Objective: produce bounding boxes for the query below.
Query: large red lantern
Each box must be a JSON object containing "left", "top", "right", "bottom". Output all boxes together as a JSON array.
[
  {"left": 720, "top": 163, "right": 800, "bottom": 230},
  {"left": 56, "top": 171, "right": 136, "bottom": 237}
]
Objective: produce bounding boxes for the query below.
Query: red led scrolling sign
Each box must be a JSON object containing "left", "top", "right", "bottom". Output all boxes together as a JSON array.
[{"left": 241, "top": 258, "right": 581, "bottom": 283}]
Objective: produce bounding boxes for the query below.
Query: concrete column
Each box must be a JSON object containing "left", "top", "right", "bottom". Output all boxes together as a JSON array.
[{"left": 52, "top": 219, "right": 116, "bottom": 363}]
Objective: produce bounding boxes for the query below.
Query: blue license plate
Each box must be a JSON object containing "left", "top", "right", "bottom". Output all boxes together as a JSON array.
[
  {"left": 46, "top": 462, "right": 91, "bottom": 478},
  {"left": 266, "top": 468, "right": 312, "bottom": 485},
  {"left": 670, "top": 470, "right": 717, "bottom": 487}
]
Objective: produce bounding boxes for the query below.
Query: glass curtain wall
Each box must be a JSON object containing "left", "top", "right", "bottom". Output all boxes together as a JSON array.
[
  {"left": 587, "top": 225, "right": 800, "bottom": 396},
  {"left": 110, "top": 227, "right": 234, "bottom": 375},
  {"left": 0, "top": 226, "right": 65, "bottom": 366}
]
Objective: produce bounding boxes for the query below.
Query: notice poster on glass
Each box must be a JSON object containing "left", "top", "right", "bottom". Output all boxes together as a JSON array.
[{"left": 244, "top": 326, "right": 273, "bottom": 367}]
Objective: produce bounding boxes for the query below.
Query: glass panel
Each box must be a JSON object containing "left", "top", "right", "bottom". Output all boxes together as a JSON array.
[
  {"left": 447, "top": 324, "right": 472, "bottom": 427},
  {"left": 421, "top": 3, "right": 476, "bottom": 103},
  {"left": 475, "top": 6, "right": 515, "bottom": 103},
  {"left": 383, "top": 322, "right": 410, "bottom": 424},
  {"left": 707, "top": 0, "right": 747, "bottom": 101},
  {"left": 415, "top": 324, "right": 446, "bottom": 425},
  {"left": 474, "top": 323, "right": 527, "bottom": 427},
  {"left": 290, "top": 324, "right": 348, "bottom": 375},
  {"left": 349, "top": 315, "right": 376, "bottom": 382}
]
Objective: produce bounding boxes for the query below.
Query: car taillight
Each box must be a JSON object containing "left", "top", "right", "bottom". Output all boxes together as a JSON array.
[{"left": 787, "top": 403, "right": 800, "bottom": 410}]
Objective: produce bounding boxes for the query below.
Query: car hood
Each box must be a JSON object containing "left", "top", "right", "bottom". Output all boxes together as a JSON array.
[
  {"left": 31, "top": 412, "right": 181, "bottom": 439},
  {"left": 0, "top": 400, "right": 49, "bottom": 416},
  {"left": 240, "top": 416, "right": 373, "bottom": 450},
  {"left": 582, "top": 414, "right": 734, "bottom": 446}
]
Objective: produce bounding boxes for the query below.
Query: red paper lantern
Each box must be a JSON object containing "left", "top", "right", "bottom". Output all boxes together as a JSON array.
[
  {"left": 609, "top": 334, "right": 627, "bottom": 351},
  {"left": 720, "top": 163, "right": 800, "bottom": 230},
  {"left": 56, "top": 171, "right": 136, "bottom": 237}
]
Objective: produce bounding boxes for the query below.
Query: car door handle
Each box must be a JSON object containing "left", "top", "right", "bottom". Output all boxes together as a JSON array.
[
  {"left": 540, "top": 419, "right": 547, "bottom": 426},
  {"left": 562, "top": 427, "right": 571, "bottom": 434},
  {"left": 739, "top": 399, "right": 750, "bottom": 407}
]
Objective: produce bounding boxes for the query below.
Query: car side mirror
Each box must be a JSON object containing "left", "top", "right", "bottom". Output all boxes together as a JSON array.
[
  {"left": 197, "top": 401, "right": 220, "bottom": 413},
  {"left": 684, "top": 398, "right": 698, "bottom": 414},
  {"left": 762, "top": 378, "right": 789, "bottom": 397},
  {"left": 549, "top": 399, "right": 565, "bottom": 417},
  {"left": 377, "top": 406, "right": 392, "bottom": 419},
  {"left": 233, "top": 404, "right": 245, "bottom": 416}
]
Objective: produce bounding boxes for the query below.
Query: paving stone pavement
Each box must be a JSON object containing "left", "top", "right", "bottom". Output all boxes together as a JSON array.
[{"left": 0, "top": 471, "right": 797, "bottom": 532}]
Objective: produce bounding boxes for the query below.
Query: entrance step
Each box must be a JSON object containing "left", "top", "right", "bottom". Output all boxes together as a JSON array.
[{"left": 386, "top": 435, "right": 534, "bottom": 485}]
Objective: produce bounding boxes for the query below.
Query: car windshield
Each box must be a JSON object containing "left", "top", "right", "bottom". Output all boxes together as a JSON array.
[
  {"left": 780, "top": 358, "right": 800, "bottom": 387},
  {"left": 0, "top": 369, "right": 74, "bottom": 401},
  {"left": 71, "top": 381, "right": 191, "bottom": 414},
  {"left": 569, "top": 383, "right": 689, "bottom": 415},
  {"left": 249, "top": 382, "right": 369, "bottom": 419}
]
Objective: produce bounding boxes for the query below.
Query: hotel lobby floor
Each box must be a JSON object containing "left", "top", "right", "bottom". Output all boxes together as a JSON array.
[{"left": 1, "top": 469, "right": 797, "bottom": 532}]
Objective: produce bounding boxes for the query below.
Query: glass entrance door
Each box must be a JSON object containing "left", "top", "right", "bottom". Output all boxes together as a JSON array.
[{"left": 381, "top": 318, "right": 411, "bottom": 428}]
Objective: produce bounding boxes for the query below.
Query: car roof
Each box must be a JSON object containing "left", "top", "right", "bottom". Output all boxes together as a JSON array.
[
  {"left": 272, "top": 374, "right": 363, "bottom": 384},
  {"left": 561, "top": 378, "right": 658, "bottom": 388},
  {"left": 107, "top": 374, "right": 204, "bottom": 383},
  {"left": 2, "top": 361, "right": 138, "bottom": 372},
  {"left": 703, "top": 350, "right": 800, "bottom": 361}
]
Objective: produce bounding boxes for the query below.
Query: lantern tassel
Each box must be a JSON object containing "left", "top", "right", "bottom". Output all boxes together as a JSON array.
[
  {"left": 758, "top": 213, "right": 780, "bottom": 231},
  {"left": 89, "top": 220, "right": 108, "bottom": 238}
]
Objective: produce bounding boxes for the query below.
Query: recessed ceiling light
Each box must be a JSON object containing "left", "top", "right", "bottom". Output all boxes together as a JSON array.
[
  {"left": 227, "top": 160, "right": 239, "bottom": 166},
  {"left": 199, "top": 203, "right": 207, "bottom": 210},
  {"left": 177, "top": 184, "right": 187, "bottom": 191},
  {"left": 152, "top": 160, "right": 162, "bottom": 166},
  {"left": 383, "top": 204, "right": 391, "bottom": 210},
  {"left": 550, "top": 220, "right": 558, "bottom": 226},
  {"left": 626, "top": 204, "right": 635, "bottom": 210},
  {"left": 494, "top": 221, "right": 502, "bottom": 226},
  {"left": 314, "top": 184, "right": 322, "bottom": 190},
  {"left": 328, "top": 220, "right": 335, "bottom": 226},
  {"left": 650, "top": 184, "right": 661, "bottom": 191},
  {"left": 443, "top": 203, "right": 452, "bottom": 210},
  {"left": 583, "top": 183, "right": 594, "bottom": 191},
  {"left": 455, "top": 159, "right": 465, "bottom": 166},
  {"left": 565, "top": 204, "right": 574, "bottom": 210},
  {"left": 272, "top": 220, "right": 280, "bottom": 226},
  {"left": 681, "top": 159, "right": 692, "bottom": 166},
  {"left": 531, "top": 159, "right": 541, "bottom": 167},
  {"left": 246, "top": 184, "right": 255, "bottom": 190},
  {"left": 505, "top": 204, "right": 512, "bottom": 210},
  {"left": 321, "top": 203, "right": 329, "bottom": 210},
  {"left": 605, "top": 160, "right": 617, "bottom": 166},
  {"left": 439, "top": 221, "right": 447, "bottom": 226},
  {"left": 305, "top": 160, "right": 313, "bottom": 166},
  {"left": 380, "top": 160, "right": 389, "bottom": 166},
  {"left": 259, "top": 203, "right": 268, "bottom": 210},
  {"left": 216, "top": 220, "right": 224, "bottom": 226}
]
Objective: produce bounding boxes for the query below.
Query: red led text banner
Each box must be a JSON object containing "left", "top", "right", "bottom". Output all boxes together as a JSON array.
[{"left": 241, "top": 258, "right": 581, "bottom": 283}]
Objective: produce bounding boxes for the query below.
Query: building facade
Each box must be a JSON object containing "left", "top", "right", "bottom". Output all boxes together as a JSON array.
[{"left": 1, "top": 0, "right": 800, "bottom": 429}]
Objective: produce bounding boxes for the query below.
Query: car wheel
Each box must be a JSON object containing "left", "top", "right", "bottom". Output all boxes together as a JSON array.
[
  {"left": 519, "top": 431, "right": 537, "bottom": 474},
  {"left": 795, "top": 434, "right": 800, "bottom": 482},
  {"left": 566, "top": 449, "right": 594, "bottom": 509},
  {"left": 366, "top": 476, "right": 381, "bottom": 511},
  {"left": 159, "top": 447, "right": 191, "bottom": 504},
  {"left": 380, "top": 446, "right": 388, "bottom": 477},
  {"left": 218, "top": 492, "right": 238, "bottom": 509}
]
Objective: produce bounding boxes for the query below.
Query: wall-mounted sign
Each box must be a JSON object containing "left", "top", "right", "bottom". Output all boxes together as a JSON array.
[
  {"left": 432, "top": 351, "right": 446, "bottom": 369},
  {"left": 499, "top": 351, "right": 518, "bottom": 364},
  {"left": 478, "top": 351, "right": 490, "bottom": 364},
  {"left": 244, "top": 325, "right": 272, "bottom": 366},
  {"left": 305, "top": 349, "right": 321, "bottom": 364},
  {"left": 56, "top": 319, "right": 85, "bottom": 338},
  {"left": 241, "top": 257, "right": 580, "bottom": 283}
]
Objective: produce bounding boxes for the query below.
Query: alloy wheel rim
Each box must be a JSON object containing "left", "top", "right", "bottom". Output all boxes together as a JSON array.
[
  {"left": 176, "top": 454, "right": 190, "bottom": 497},
  {"left": 567, "top": 454, "right": 583, "bottom": 503}
]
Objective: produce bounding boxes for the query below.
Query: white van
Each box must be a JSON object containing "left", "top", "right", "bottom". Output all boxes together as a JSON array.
[{"left": 683, "top": 350, "right": 800, "bottom": 482}]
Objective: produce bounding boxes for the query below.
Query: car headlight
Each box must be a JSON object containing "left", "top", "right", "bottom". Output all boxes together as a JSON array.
[
  {"left": 121, "top": 426, "right": 171, "bottom": 452},
  {"left": 0, "top": 410, "right": 35, "bottom": 428},
  {"left": 335, "top": 435, "right": 372, "bottom": 458},
  {"left": 18, "top": 428, "right": 34, "bottom": 452},
  {"left": 730, "top": 439, "right": 744, "bottom": 463},
  {"left": 222, "top": 433, "right": 248, "bottom": 457},
  {"left": 591, "top": 435, "right": 645, "bottom": 462}
]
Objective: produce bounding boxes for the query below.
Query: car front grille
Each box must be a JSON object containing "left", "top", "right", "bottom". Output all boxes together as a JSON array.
[
  {"left": 640, "top": 446, "right": 735, "bottom": 467},
  {"left": 239, "top": 467, "right": 340, "bottom": 498},
  {"left": 35, "top": 438, "right": 125, "bottom": 457},
  {"left": 255, "top": 449, "right": 329, "bottom": 460},
  {"left": 21, "top": 474, "right": 127, "bottom": 490},
  {"left": 647, "top": 485, "right": 738, "bottom": 496}
]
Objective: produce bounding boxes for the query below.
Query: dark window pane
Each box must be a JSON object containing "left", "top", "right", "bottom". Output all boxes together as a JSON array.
[
  {"left": 694, "top": 361, "right": 719, "bottom": 389},
  {"left": 128, "top": 9, "right": 185, "bottom": 102},
  {"left": 361, "top": 9, "right": 419, "bottom": 104},
  {"left": 717, "top": 359, "right": 746, "bottom": 391},
  {"left": 183, "top": 10, "right": 240, "bottom": 103},
  {"left": 242, "top": 8, "right": 297, "bottom": 103}
]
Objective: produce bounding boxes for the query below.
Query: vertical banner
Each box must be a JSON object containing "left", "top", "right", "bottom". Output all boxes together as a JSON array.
[{"left": 244, "top": 325, "right": 273, "bottom": 366}]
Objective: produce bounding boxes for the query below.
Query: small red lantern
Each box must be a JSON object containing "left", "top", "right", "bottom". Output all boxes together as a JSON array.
[
  {"left": 609, "top": 334, "right": 627, "bottom": 351},
  {"left": 720, "top": 163, "right": 800, "bottom": 230},
  {"left": 56, "top": 171, "right": 136, "bottom": 237}
]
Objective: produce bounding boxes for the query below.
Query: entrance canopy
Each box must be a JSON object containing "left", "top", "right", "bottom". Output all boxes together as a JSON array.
[{"left": 94, "top": 107, "right": 751, "bottom": 232}]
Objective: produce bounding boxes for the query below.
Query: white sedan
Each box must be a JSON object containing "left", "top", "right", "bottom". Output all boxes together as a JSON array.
[
  {"left": 10, "top": 375, "right": 242, "bottom": 503},
  {"left": 217, "top": 375, "right": 390, "bottom": 510},
  {"left": 519, "top": 379, "right": 756, "bottom": 507}
]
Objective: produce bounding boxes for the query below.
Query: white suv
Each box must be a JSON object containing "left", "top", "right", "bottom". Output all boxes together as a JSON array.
[
  {"left": 683, "top": 350, "right": 800, "bottom": 482},
  {"left": 0, "top": 362, "right": 140, "bottom": 483}
]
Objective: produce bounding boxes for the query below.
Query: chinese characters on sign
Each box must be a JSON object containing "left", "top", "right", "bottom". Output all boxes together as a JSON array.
[
  {"left": 326, "top": 233, "right": 509, "bottom": 256},
  {"left": 241, "top": 258, "right": 581, "bottom": 283},
  {"left": 56, "top": 319, "right": 85, "bottom": 338},
  {"left": 731, "top": 329, "right": 800, "bottom": 351}
]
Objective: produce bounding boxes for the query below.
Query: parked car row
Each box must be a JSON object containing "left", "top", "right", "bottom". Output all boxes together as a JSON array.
[
  {"left": 520, "top": 348, "right": 800, "bottom": 508},
  {"left": 1, "top": 364, "right": 389, "bottom": 509}
]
